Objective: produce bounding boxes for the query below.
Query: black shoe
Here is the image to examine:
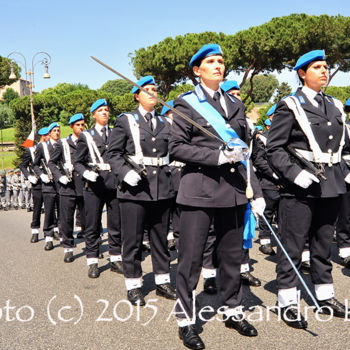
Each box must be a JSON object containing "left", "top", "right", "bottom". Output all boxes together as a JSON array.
[
  {"left": 64, "top": 252, "right": 74, "bottom": 263},
  {"left": 241, "top": 272, "right": 261, "bottom": 287},
  {"left": 225, "top": 315, "right": 258, "bottom": 337},
  {"left": 127, "top": 288, "right": 145, "bottom": 306},
  {"left": 259, "top": 243, "right": 276, "bottom": 255},
  {"left": 340, "top": 257, "right": 350, "bottom": 268},
  {"left": 27, "top": 207, "right": 32, "bottom": 212},
  {"left": 317, "top": 298, "right": 349, "bottom": 318},
  {"left": 280, "top": 305, "right": 308, "bottom": 329},
  {"left": 300, "top": 261, "right": 311, "bottom": 274},
  {"left": 156, "top": 283, "right": 176, "bottom": 300},
  {"left": 203, "top": 277, "right": 217, "bottom": 294},
  {"left": 30, "top": 233, "right": 39, "bottom": 243},
  {"left": 4, "top": 207, "right": 8, "bottom": 211},
  {"left": 76, "top": 231, "right": 85, "bottom": 239},
  {"left": 142, "top": 241, "right": 151, "bottom": 252},
  {"left": 88, "top": 263, "right": 100, "bottom": 278},
  {"left": 168, "top": 238, "right": 176, "bottom": 251},
  {"left": 178, "top": 325, "right": 205, "bottom": 350},
  {"left": 53, "top": 231, "right": 60, "bottom": 241},
  {"left": 44, "top": 241, "right": 54, "bottom": 251},
  {"left": 110, "top": 261, "right": 123, "bottom": 274}
]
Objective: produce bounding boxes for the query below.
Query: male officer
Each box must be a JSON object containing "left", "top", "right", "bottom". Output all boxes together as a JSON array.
[
  {"left": 74, "top": 99, "right": 122, "bottom": 278},
  {"left": 5, "top": 169, "right": 14, "bottom": 209},
  {"left": 220, "top": 80, "right": 241, "bottom": 100},
  {"left": 49, "top": 113, "right": 86, "bottom": 263},
  {"left": 0, "top": 170, "right": 6, "bottom": 209},
  {"left": 169, "top": 44, "right": 264, "bottom": 349},
  {"left": 11, "top": 169, "right": 21, "bottom": 210},
  {"left": 108, "top": 76, "right": 176, "bottom": 305},
  {"left": 251, "top": 104, "right": 279, "bottom": 256},
  {"left": 19, "top": 127, "right": 49, "bottom": 242},
  {"left": 33, "top": 122, "right": 61, "bottom": 250}
]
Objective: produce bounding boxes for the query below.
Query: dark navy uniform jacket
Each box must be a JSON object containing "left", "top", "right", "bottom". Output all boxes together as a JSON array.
[
  {"left": 48, "top": 135, "right": 84, "bottom": 197},
  {"left": 20, "top": 147, "right": 42, "bottom": 190},
  {"left": 74, "top": 126, "right": 118, "bottom": 192},
  {"left": 169, "top": 85, "right": 262, "bottom": 208},
  {"left": 33, "top": 141, "right": 58, "bottom": 194},
  {"left": 107, "top": 108, "right": 175, "bottom": 201},
  {"left": 267, "top": 88, "right": 349, "bottom": 198}
]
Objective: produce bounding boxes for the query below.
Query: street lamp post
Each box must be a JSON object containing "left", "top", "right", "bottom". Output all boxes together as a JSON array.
[{"left": 7, "top": 51, "right": 51, "bottom": 130}]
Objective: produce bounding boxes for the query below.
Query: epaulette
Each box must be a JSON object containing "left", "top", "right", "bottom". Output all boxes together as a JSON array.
[{"left": 179, "top": 90, "right": 193, "bottom": 98}]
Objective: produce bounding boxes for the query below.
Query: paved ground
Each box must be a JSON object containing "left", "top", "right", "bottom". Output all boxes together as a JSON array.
[{"left": 0, "top": 209, "right": 349, "bottom": 350}]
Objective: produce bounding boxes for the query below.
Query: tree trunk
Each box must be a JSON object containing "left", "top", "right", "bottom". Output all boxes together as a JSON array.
[
  {"left": 239, "top": 60, "right": 256, "bottom": 89},
  {"left": 323, "top": 61, "right": 343, "bottom": 93},
  {"left": 243, "top": 68, "right": 259, "bottom": 103}
]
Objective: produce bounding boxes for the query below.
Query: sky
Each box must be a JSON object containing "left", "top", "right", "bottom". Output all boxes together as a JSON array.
[{"left": 1, "top": 0, "right": 349, "bottom": 93}]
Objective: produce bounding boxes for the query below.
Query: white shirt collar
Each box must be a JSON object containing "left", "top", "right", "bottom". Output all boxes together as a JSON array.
[
  {"left": 49, "top": 139, "right": 57, "bottom": 145},
  {"left": 138, "top": 105, "right": 155, "bottom": 118},
  {"left": 201, "top": 84, "right": 221, "bottom": 99},
  {"left": 95, "top": 123, "right": 108, "bottom": 134},
  {"left": 302, "top": 86, "right": 323, "bottom": 107},
  {"left": 71, "top": 134, "right": 78, "bottom": 143}
]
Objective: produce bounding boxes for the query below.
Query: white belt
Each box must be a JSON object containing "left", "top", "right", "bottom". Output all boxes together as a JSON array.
[
  {"left": 88, "top": 163, "right": 111, "bottom": 171},
  {"left": 129, "top": 154, "right": 169, "bottom": 167},
  {"left": 343, "top": 155, "right": 350, "bottom": 161},
  {"left": 295, "top": 149, "right": 342, "bottom": 164},
  {"left": 169, "top": 161, "right": 184, "bottom": 167}
]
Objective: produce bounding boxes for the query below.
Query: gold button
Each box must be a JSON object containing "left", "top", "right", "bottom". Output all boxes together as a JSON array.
[
  {"left": 329, "top": 135, "right": 333, "bottom": 140},
  {"left": 152, "top": 148, "right": 157, "bottom": 152},
  {"left": 328, "top": 149, "right": 332, "bottom": 153},
  {"left": 230, "top": 168, "right": 235, "bottom": 173},
  {"left": 152, "top": 137, "right": 156, "bottom": 141},
  {"left": 153, "top": 170, "right": 157, "bottom": 174},
  {"left": 327, "top": 122, "right": 332, "bottom": 126}
]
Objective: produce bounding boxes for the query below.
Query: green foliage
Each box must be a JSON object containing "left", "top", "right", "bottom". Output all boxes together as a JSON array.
[
  {"left": 0, "top": 151, "right": 17, "bottom": 170},
  {"left": 109, "top": 93, "right": 138, "bottom": 121},
  {"left": 99, "top": 79, "right": 133, "bottom": 96},
  {"left": 241, "top": 74, "right": 279, "bottom": 103},
  {"left": 0, "top": 127, "right": 15, "bottom": 142},
  {"left": 0, "top": 56, "right": 21, "bottom": 88},
  {"left": 41, "top": 82, "right": 90, "bottom": 96},
  {"left": 274, "top": 82, "right": 292, "bottom": 104},
  {"left": 2, "top": 88, "right": 19, "bottom": 105},
  {"left": 325, "top": 86, "right": 350, "bottom": 104},
  {"left": 0, "top": 104, "right": 15, "bottom": 128},
  {"left": 167, "top": 84, "right": 194, "bottom": 100},
  {"left": 255, "top": 105, "right": 273, "bottom": 131}
]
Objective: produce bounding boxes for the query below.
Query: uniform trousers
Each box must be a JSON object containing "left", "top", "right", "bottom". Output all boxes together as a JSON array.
[
  {"left": 31, "top": 189, "right": 43, "bottom": 229},
  {"left": 176, "top": 205, "right": 245, "bottom": 320},
  {"left": 259, "top": 189, "right": 280, "bottom": 240},
  {"left": 83, "top": 186, "right": 121, "bottom": 259},
  {"left": 336, "top": 191, "right": 350, "bottom": 254},
  {"left": 277, "top": 196, "right": 339, "bottom": 290},
  {"left": 119, "top": 199, "right": 171, "bottom": 279},
  {"left": 60, "top": 195, "right": 85, "bottom": 249},
  {"left": 42, "top": 192, "right": 59, "bottom": 237},
  {"left": 202, "top": 223, "right": 216, "bottom": 270}
]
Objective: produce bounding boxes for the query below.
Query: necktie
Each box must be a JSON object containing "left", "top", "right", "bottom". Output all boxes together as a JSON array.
[
  {"left": 315, "top": 93, "right": 326, "bottom": 114},
  {"left": 145, "top": 113, "right": 153, "bottom": 131},
  {"left": 213, "top": 91, "right": 226, "bottom": 117},
  {"left": 101, "top": 127, "right": 107, "bottom": 144}
]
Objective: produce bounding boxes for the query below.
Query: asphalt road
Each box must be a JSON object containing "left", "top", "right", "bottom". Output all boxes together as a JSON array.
[{"left": 0, "top": 209, "right": 349, "bottom": 350}]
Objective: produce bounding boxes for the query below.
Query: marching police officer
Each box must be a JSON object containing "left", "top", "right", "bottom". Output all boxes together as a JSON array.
[
  {"left": 0, "top": 170, "right": 6, "bottom": 209},
  {"left": 169, "top": 44, "right": 264, "bottom": 349},
  {"left": 33, "top": 122, "right": 61, "bottom": 250},
  {"left": 74, "top": 99, "right": 122, "bottom": 278},
  {"left": 19, "top": 127, "right": 49, "bottom": 242},
  {"left": 108, "top": 76, "right": 176, "bottom": 305},
  {"left": 267, "top": 50, "right": 350, "bottom": 329},
  {"left": 49, "top": 113, "right": 86, "bottom": 263}
]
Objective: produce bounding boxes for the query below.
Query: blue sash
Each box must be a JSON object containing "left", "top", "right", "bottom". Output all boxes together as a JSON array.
[{"left": 182, "top": 85, "right": 255, "bottom": 249}]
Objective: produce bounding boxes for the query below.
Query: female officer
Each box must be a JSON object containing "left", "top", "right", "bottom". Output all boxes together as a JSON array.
[
  {"left": 169, "top": 44, "right": 265, "bottom": 349},
  {"left": 108, "top": 76, "right": 176, "bottom": 306},
  {"left": 267, "top": 50, "right": 349, "bottom": 329}
]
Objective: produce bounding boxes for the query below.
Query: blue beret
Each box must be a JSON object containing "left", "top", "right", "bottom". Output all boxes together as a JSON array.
[
  {"left": 293, "top": 50, "right": 326, "bottom": 71},
  {"left": 189, "top": 44, "right": 223, "bottom": 68},
  {"left": 266, "top": 104, "right": 277, "bottom": 116},
  {"left": 161, "top": 100, "right": 174, "bottom": 115},
  {"left": 69, "top": 113, "right": 84, "bottom": 125},
  {"left": 264, "top": 119, "right": 272, "bottom": 126},
  {"left": 48, "top": 122, "right": 59, "bottom": 132},
  {"left": 131, "top": 76, "right": 156, "bottom": 94},
  {"left": 221, "top": 80, "right": 239, "bottom": 92},
  {"left": 38, "top": 127, "right": 49, "bottom": 136},
  {"left": 90, "top": 98, "right": 107, "bottom": 113},
  {"left": 255, "top": 125, "right": 263, "bottom": 131},
  {"left": 346, "top": 98, "right": 350, "bottom": 107}
]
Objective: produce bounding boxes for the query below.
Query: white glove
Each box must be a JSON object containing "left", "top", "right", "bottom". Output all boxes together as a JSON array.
[
  {"left": 123, "top": 170, "right": 141, "bottom": 186},
  {"left": 83, "top": 170, "right": 98, "bottom": 182},
  {"left": 28, "top": 175, "right": 38, "bottom": 185},
  {"left": 294, "top": 170, "right": 320, "bottom": 189},
  {"left": 345, "top": 174, "right": 350, "bottom": 184},
  {"left": 59, "top": 176, "right": 69, "bottom": 185},
  {"left": 218, "top": 149, "right": 246, "bottom": 165},
  {"left": 40, "top": 174, "right": 50, "bottom": 183},
  {"left": 251, "top": 197, "right": 266, "bottom": 216},
  {"left": 64, "top": 163, "right": 74, "bottom": 172}
]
